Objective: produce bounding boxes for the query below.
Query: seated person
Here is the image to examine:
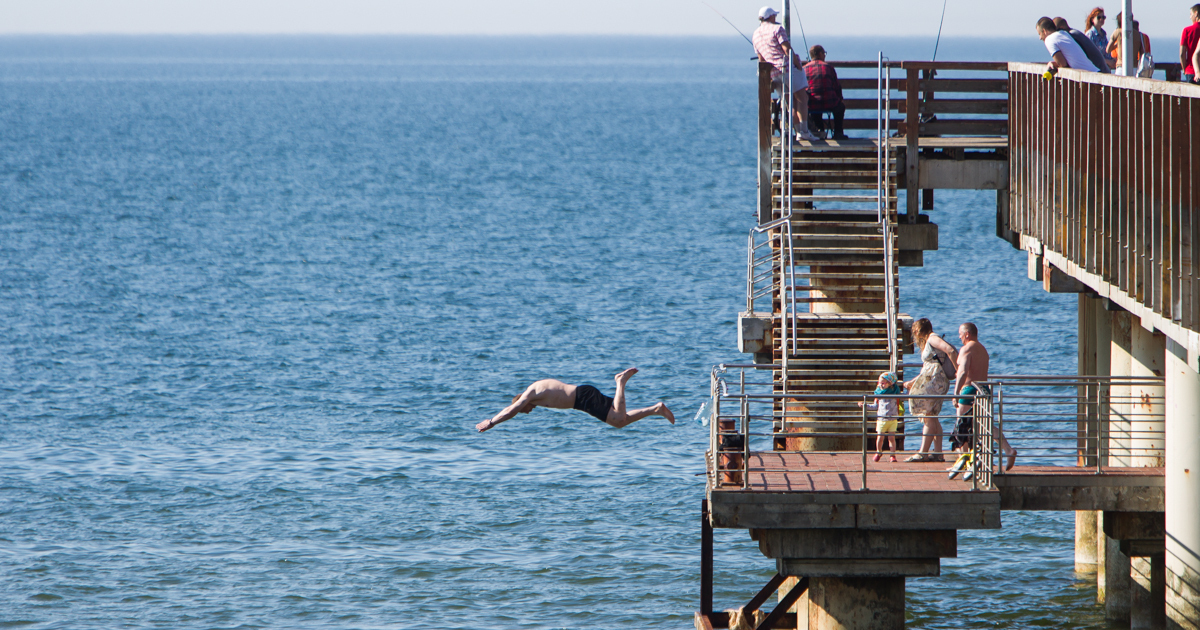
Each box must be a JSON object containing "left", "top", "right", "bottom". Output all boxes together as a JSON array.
[{"left": 803, "top": 45, "right": 848, "bottom": 140}]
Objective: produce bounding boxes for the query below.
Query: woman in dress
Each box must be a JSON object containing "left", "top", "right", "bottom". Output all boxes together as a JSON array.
[{"left": 903, "top": 318, "right": 958, "bottom": 462}]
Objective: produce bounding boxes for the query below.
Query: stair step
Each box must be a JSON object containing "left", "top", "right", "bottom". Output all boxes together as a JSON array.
[
  {"left": 791, "top": 232, "right": 883, "bottom": 240},
  {"left": 792, "top": 272, "right": 887, "bottom": 279},
  {"left": 775, "top": 195, "right": 891, "bottom": 204},
  {"left": 769, "top": 168, "right": 880, "bottom": 177},
  {"left": 781, "top": 158, "right": 897, "bottom": 165},
  {"left": 776, "top": 183, "right": 883, "bottom": 191},
  {"left": 789, "top": 221, "right": 883, "bottom": 228}
]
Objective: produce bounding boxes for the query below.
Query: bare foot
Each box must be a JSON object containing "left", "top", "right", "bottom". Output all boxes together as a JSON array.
[
  {"left": 1006, "top": 448, "right": 1017, "bottom": 471},
  {"left": 614, "top": 367, "right": 638, "bottom": 384},
  {"left": 476, "top": 418, "right": 497, "bottom": 433},
  {"left": 658, "top": 403, "right": 675, "bottom": 424}
]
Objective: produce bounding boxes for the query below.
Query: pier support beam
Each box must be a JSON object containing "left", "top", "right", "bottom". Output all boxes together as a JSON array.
[
  {"left": 756, "top": 529, "right": 954, "bottom": 630},
  {"left": 1131, "top": 556, "right": 1167, "bottom": 630},
  {"left": 1110, "top": 309, "right": 1133, "bottom": 467},
  {"left": 1076, "top": 295, "right": 1100, "bottom": 571},
  {"left": 1165, "top": 339, "right": 1200, "bottom": 630},
  {"left": 1099, "top": 511, "right": 1133, "bottom": 622},
  {"left": 1130, "top": 323, "right": 1165, "bottom": 468},
  {"left": 806, "top": 577, "right": 904, "bottom": 630}
]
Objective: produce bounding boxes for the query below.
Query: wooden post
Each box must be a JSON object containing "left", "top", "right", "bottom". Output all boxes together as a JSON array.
[
  {"left": 759, "top": 62, "right": 774, "bottom": 226},
  {"left": 905, "top": 68, "right": 920, "bottom": 222},
  {"left": 701, "top": 499, "right": 713, "bottom": 615}
]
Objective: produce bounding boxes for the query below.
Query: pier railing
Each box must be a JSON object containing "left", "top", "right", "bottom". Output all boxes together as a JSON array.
[
  {"left": 1008, "top": 63, "right": 1200, "bottom": 337},
  {"left": 707, "top": 365, "right": 1165, "bottom": 492}
]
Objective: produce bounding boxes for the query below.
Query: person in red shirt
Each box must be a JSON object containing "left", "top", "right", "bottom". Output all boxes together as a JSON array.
[
  {"left": 803, "top": 45, "right": 848, "bottom": 140},
  {"left": 1181, "top": 4, "right": 1200, "bottom": 83}
]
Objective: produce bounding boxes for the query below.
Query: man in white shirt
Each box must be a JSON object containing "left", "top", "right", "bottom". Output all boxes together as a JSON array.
[
  {"left": 1037, "top": 16, "right": 1101, "bottom": 73},
  {"left": 753, "top": 6, "right": 817, "bottom": 141}
]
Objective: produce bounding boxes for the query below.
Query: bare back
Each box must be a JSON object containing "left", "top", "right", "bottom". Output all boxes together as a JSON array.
[
  {"left": 521, "top": 379, "right": 578, "bottom": 410},
  {"left": 956, "top": 340, "right": 990, "bottom": 392}
]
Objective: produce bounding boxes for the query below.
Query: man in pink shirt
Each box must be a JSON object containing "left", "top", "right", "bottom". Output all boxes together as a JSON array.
[
  {"left": 1181, "top": 4, "right": 1200, "bottom": 83},
  {"left": 752, "top": 6, "right": 817, "bottom": 141}
]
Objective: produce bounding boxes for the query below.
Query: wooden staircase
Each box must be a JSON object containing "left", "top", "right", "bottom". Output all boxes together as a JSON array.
[{"left": 767, "top": 140, "right": 907, "bottom": 445}]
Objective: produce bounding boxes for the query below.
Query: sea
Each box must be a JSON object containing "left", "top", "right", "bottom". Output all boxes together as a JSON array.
[{"left": 0, "top": 35, "right": 1106, "bottom": 628}]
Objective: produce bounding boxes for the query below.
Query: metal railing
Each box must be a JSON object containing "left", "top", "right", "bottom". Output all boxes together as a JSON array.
[
  {"left": 707, "top": 364, "right": 1165, "bottom": 492},
  {"left": 876, "top": 53, "right": 897, "bottom": 372}
]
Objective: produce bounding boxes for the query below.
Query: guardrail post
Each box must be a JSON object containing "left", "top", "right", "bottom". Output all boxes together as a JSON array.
[
  {"left": 861, "top": 396, "right": 869, "bottom": 491},
  {"left": 904, "top": 67, "right": 920, "bottom": 222},
  {"left": 758, "top": 62, "right": 773, "bottom": 226}
]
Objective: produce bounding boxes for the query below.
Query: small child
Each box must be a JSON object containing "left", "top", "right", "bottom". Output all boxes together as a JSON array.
[{"left": 858, "top": 371, "right": 906, "bottom": 462}]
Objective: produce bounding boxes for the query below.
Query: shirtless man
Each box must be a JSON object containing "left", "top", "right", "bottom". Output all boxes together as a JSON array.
[
  {"left": 476, "top": 368, "right": 674, "bottom": 432},
  {"left": 954, "top": 323, "right": 1017, "bottom": 470}
]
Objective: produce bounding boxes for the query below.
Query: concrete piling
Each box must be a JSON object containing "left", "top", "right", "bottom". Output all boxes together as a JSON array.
[{"left": 1164, "top": 339, "right": 1200, "bottom": 630}]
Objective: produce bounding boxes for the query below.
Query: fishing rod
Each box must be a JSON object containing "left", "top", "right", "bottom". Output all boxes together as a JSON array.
[
  {"left": 922, "top": 0, "right": 949, "bottom": 123},
  {"left": 701, "top": 1, "right": 755, "bottom": 51}
]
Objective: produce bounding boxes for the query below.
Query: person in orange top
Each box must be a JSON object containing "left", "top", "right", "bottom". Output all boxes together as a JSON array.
[{"left": 1107, "top": 13, "right": 1151, "bottom": 71}]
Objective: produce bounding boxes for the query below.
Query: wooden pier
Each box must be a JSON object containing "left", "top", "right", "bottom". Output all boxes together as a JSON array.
[{"left": 701, "top": 59, "right": 1200, "bottom": 630}]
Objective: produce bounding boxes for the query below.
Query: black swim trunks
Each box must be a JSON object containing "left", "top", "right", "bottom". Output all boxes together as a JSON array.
[
  {"left": 950, "top": 408, "right": 973, "bottom": 451},
  {"left": 573, "top": 384, "right": 614, "bottom": 424}
]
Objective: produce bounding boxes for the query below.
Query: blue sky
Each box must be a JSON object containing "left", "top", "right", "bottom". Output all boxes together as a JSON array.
[{"left": 0, "top": 0, "right": 1185, "bottom": 41}]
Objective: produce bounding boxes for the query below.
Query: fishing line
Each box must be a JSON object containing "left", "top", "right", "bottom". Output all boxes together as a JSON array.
[
  {"left": 701, "top": 1, "right": 755, "bottom": 50},
  {"left": 788, "top": 0, "right": 811, "bottom": 61},
  {"left": 931, "top": 0, "right": 949, "bottom": 63}
]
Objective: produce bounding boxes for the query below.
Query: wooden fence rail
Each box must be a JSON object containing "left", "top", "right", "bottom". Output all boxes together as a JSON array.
[{"left": 1008, "top": 62, "right": 1200, "bottom": 335}]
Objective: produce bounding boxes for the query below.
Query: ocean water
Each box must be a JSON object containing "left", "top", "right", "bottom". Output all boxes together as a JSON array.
[{"left": 0, "top": 35, "right": 1099, "bottom": 628}]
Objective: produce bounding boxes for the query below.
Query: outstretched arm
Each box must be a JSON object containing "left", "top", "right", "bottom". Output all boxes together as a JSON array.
[
  {"left": 477, "top": 393, "right": 533, "bottom": 432},
  {"left": 927, "top": 335, "right": 959, "bottom": 367}
]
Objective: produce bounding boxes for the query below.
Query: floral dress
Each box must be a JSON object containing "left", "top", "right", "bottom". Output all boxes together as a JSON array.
[{"left": 908, "top": 333, "right": 953, "bottom": 417}]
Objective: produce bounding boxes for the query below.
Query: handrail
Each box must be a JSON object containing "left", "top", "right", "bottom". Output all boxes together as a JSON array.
[
  {"left": 877, "top": 53, "right": 897, "bottom": 372},
  {"left": 707, "top": 364, "right": 1166, "bottom": 492}
]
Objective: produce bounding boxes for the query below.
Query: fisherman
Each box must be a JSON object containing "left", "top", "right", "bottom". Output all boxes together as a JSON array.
[
  {"left": 1037, "top": 17, "right": 1101, "bottom": 73},
  {"left": 752, "top": 6, "right": 817, "bottom": 142},
  {"left": 476, "top": 368, "right": 674, "bottom": 432},
  {"left": 804, "top": 45, "right": 849, "bottom": 140},
  {"left": 953, "top": 323, "right": 1017, "bottom": 471}
]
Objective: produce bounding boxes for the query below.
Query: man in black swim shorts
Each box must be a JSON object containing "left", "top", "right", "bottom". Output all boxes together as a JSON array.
[{"left": 476, "top": 368, "right": 675, "bottom": 433}]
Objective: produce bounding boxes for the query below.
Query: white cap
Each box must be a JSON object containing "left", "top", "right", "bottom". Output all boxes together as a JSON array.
[{"left": 758, "top": 6, "right": 778, "bottom": 20}]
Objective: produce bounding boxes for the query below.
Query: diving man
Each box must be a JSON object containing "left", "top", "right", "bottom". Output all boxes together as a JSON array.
[{"left": 476, "top": 368, "right": 675, "bottom": 432}]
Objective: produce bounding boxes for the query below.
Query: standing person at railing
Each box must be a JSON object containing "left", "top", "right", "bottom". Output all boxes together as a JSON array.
[
  {"left": 1053, "top": 17, "right": 1112, "bottom": 74},
  {"left": 752, "top": 6, "right": 818, "bottom": 142},
  {"left": 1036, "top": 17, "right": 1101, "bottom": 74},
  {"left": 1107, "top": 13, "right": 1152, "bottom": 75},
  {"left": 902, "top": 318, "right": 958, "bottom": 463},
  {"left": 952, "top": 323, "right": 1017, "bottom": 471},
  {"left": 1181, "top": 4, "right": 1200, "bottom": 83},
  {"left": 475, "top": 368, "right": 674, "bottom": 432},
  {"left": 803, "top": 45, "right": 848, "bottom": 140},
  {"left": 1084, "top": 7, "right": 1110, "bottom": 59},
  {"left": 858, "top": 372, "right": 906, "bottom": 463}
]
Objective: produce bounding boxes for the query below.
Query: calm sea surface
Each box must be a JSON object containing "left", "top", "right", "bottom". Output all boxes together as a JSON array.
[{"left": 1, "top": 35, "right": 1100, "bottom": 628}]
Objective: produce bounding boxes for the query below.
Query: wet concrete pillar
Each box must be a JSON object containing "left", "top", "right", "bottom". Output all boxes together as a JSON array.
[
  {"left": 1090, "top": 300, "right": 1113, "bottom": 577},
  {"left": 1164, "top": 339, "right": 1200, "bottom": 630},
  {"left": 1129, "top": 322, "right": 1165, "bottom": 468},
  {"left": 1110, "top": 309, "right": 1133, "bottom": 467},
  {"left": 806, "top": 577, "right": 905, "bottom": 630},
  {"left": 1077, "top": 295, "right": 1100, "bottom": 571},
  {"left": 1099, "top": 511, "right": 1133, "bottom": 621},
  {"left": 1131, "top": 555, "right": 1167, "bottom": 630}
]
